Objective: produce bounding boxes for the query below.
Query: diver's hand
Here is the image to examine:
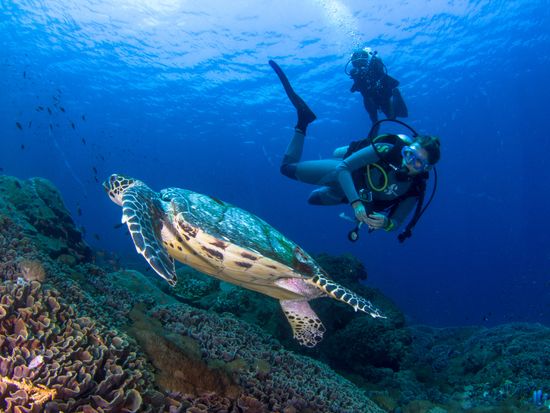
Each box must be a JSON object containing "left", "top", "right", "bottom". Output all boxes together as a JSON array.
[
  {"left": 365, "top": 212, "right": 388, "bottom": 231},
  {"left": 351, "top": 201, "right": 368, "bottom": 223}
]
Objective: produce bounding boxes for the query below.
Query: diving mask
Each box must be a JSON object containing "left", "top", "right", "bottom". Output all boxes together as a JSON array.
[
  {"left": 401, "top": 145, "right": 431, "bottom": 172},
  {"left": 345, "top": 47, "right": 377, "bottom": 75}
]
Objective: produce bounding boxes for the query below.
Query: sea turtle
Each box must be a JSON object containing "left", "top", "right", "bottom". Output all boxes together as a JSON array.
[{"left": 103, "top": 174, "right": 385, "bottom": 347}]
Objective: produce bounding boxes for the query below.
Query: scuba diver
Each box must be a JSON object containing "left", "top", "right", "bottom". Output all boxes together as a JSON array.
[
  {"left": 269, "top": 59, "right": 440, "bottom": 242},
  {"left": 346, "top": 47, "right": 408, "bottom": 136}
]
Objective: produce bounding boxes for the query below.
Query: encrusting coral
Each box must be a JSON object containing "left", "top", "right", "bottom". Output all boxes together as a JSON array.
[
  {"left": 0, "top": 375, "right": 57, "bottom": 407},
  {"left": 150, "top": 303, "right": 383, "bottom": 413},
  {"left": 0, "top": 279, "right": 154, "bottom": 412},
  {"left": 18, "top": 259, "right": 46, "bottom": 282}
]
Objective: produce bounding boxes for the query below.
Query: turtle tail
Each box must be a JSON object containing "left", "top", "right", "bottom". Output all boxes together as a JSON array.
[{"left": 310, "top": 274, "right": 386, "bottom": 319}]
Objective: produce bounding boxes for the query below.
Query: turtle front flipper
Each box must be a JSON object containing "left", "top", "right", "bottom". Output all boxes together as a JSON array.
[
  {"left": 122, "top": 189, "right": 177, "bottom": 286},
  {"left": 280, "top": 299, "right": 326, "bottom": 347},
  {"left": 309, "top": 274, "right": 386, "bottom": 319}
]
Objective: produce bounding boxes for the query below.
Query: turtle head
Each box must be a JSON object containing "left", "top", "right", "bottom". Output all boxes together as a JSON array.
[{"left": 103, "top": 174, "right": 138, "bottom": 206}]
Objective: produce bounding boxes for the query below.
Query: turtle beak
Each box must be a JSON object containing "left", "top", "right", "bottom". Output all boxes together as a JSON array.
[
  {"left": 103, "top": 174, "right": 120, "bottom": 193},
  {"left": 102, "top": 175, "right": 120, "bottom": 205}
]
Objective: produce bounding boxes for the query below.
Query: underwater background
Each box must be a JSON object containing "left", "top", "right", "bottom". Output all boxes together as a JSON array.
[
  {"left": 2, "top": 0, "right": 548, "bottom": 327},
  {"left": 1, "top": 1, "right": 550, "bottom": 412}
]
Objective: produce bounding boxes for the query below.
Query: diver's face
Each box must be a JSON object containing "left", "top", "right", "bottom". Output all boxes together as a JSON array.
[{"left": 402, "top": 144, "right": 431, "bottom": 175}]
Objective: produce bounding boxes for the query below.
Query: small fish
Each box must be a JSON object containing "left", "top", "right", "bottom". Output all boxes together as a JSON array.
[
  {"left": 93, "top": 233, "right": 101, "bottom": 240},
  {"left": 81, "top": 114, "right": 86, "bottom": 121},
  {"left": 92, "top": 166, "right": 98, "bottom": 175},
  {"left": 15, "top": 181, "right": 22, "bottom": 189},
  {"left": 36, "top": 106, "right": 44, "bottom": 111},
  {"left": 113, "top": 223, "right": 123, "bottom": 229},
  {"left": 81, "top": 138, "right": 86, "bottom": 145},
  {"left": 60, "top": 106, "right": 65, "bottom": 112},
  {"left": 77, "top": 206, "right": 82, "bottom": 216},
  {"left": 28, "top": 121, "right": 32, "bottom": 128},
  {"left": 0, "top": 167, "right": 4, "bottom": 172},
  {"left": 20, "top": 144, "right": 25, "bottom": 150},
  {"left": 23, "top": 71, "right": 26, "bottom": 79},
  {"left": 71, "top": 122, "right": 75, "bottom": 129},
  {"left": 49, "top": 123, "right": 53, "bottom": 132},
  {"left": 47, "top": 107, "right": 52, "bottom": 115},
  {"left": 15, "top": 122, "right": 23, "bottom": 130},
  {"left": 28, "top": 355, "right": 44, "bottom": 369},
  {"left": 98, "top": 154, "right": 105, "bottom": 161},
  {"left": 94, "top": 176, "right": 99, "bottom": 183}
]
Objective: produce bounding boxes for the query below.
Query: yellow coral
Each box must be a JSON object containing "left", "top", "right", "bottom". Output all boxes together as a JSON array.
[
  {"left": 0, "top": 375, "right": 57, "bottom": 406},
  {"left": 18, "top": 259, "right": 46, "bottom": 282}
]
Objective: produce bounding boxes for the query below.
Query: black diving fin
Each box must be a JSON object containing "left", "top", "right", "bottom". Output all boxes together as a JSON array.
[{"left": 269, "top": 60, "right": 316, "bottom": 129}]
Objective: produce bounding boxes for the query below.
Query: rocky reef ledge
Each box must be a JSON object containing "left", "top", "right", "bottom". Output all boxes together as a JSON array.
[{"left": 0, "top": 175, "right": 548, "bottom": 413}]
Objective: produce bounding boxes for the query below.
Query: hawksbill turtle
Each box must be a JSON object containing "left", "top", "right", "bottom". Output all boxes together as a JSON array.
[{"left": 103, "top": 174, "right": 385, "bottom": 347}]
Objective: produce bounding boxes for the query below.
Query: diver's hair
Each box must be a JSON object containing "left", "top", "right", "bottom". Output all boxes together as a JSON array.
[{"left": 415, "top": 135, "right": 441, "bottom": 165}]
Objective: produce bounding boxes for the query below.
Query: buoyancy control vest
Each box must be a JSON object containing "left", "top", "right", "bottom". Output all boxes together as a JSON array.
[{"left": 344, "top": 133, "right": 426, "bottom": 204}]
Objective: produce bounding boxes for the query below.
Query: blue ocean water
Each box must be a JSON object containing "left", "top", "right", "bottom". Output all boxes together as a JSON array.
[{"left": 1, "top": 0, "right": 548, "bottom": 328}]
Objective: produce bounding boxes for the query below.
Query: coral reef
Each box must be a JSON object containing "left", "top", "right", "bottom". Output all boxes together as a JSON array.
[
  {"left": 0, "top": 375, "right": 57, "bottom": 409},
  {"left": 88, "top": 268, "right": 383, "bottom": 412},
  {"left": 0, "top": 176, "right": 91, "bottom": 262},
  {"left": 399, "top": 323, "right": 550, "bottom": 409},
  {"left": 323, "top": 316, "right": 412, "bottom": 380},
  {"left": 310, "top": 254, "right": 411, "bottom": 368},
  {"left": 172, "top": 267, "right": 220, "bottom": 303},
  {"left": 0, "top": 279, "right": 154, "bottom": 412},
  {"left": 151, "top": 303, "right": 383, "bottom": 413},
  {"left": 18, "top": 259, "right": 47, "bottom": 282},
  {"left": 1, "top": 174, "right": 549, "bottom": 413}
]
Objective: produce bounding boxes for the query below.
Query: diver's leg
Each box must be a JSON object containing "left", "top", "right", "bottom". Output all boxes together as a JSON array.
[
  {"left": 308, "top": 186, "right": 346, "bottom": 205},
  {"left": 380, "top": 97, "right": 395, "bottom": 120},
  {"left": 269, "top": 60, "right": 317, "bottom": 134},
  {"left": 363, "top": 95, "right": 381, "bottom": 136},
  {"left": 280, "top": 134, "right": 340, "bottom": 185},
  {"left": 280, "top": 129, "right": 307, "bottom": 179},
  {"left": 392, "top": 87, "right": 408, "bottom": 118},
  {"left": 363, "top": 95, "right": 378, "bottom": 123}
]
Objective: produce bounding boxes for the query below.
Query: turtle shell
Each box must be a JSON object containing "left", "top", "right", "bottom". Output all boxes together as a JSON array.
[{"left": 160, "top": 187, "right": 319, "bottom": 277}]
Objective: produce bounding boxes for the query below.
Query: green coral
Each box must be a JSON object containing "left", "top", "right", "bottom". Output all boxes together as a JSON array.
[{"left": 171, "top": 266, "right": 220, "bottom": 302}]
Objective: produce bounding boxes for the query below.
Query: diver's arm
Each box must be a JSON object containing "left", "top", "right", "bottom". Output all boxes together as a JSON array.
[
  {"left": 335, "top": 145, "right": 382, "bottom": 204},
  {"left": 370, "top": 56, "right": 386, "bottom": 78},
  {"left": 385, "top": 196, "right": 417, "bottom": 231}
]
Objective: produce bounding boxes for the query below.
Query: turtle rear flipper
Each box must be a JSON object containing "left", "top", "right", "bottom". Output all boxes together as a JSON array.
[
  {"left": 280, "top": 299, "right": 326, "bottom": 347},
  {"left": 122, "top": 189, "right": 177, "bottom": 286}
]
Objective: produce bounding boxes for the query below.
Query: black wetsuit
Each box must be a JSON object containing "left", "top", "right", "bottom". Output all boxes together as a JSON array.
[{"left": 350, "top": 55, "right": 407, "bottom": 135}]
